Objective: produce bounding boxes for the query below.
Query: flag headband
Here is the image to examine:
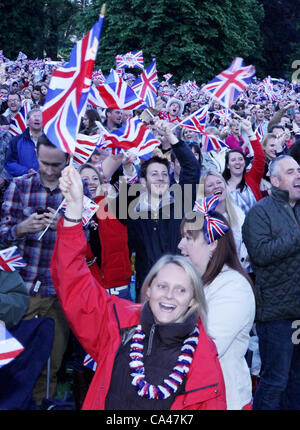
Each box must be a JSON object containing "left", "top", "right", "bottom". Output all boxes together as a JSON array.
[{"left": 193, "top": 195, "right": 229, "bottom": 244}]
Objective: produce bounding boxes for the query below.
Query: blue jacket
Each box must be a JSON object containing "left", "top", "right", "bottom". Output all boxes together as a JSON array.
[{"left": 5, "top": 128, "right": 39, "bottom": 177}]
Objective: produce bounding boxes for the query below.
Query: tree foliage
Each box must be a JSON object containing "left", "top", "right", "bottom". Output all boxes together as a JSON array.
[
  {"left": 71, "top": 0, "right": 264, "bottom": 83},
  {"left": 0, "top": 0, "right": 76, "bottom": 60},
  {"left": 0, "top": 0, "right": 299, "bottom": 81}
]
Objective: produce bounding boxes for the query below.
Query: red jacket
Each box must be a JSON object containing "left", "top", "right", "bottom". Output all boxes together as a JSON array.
[
  {"left": 245, "top": 136, "right": 265, "bottom": 202},
  {"left": 87, "top": 195, "right": 131, "bottom": 289},
  {"left": 51, "top": 220, "right": 227, "bottom": 410}
]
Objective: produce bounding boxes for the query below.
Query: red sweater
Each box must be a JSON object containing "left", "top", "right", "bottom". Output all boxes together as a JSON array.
[{"left": 51, "top": 221, "right": 227, "bottom": 410}]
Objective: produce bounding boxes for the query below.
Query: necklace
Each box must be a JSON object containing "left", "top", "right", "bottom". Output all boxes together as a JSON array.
[{"left": 129, "top": 324, "right": 199, "bottom": 400}]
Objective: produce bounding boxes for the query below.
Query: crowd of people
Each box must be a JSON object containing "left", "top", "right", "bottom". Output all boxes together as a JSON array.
[{"left": 0, "top": 56, "right": 300, "bottom": 411}]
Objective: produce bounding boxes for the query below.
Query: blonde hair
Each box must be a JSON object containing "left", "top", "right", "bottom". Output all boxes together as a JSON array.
[
  {"left": 198, "top": 171, "right": 240, "bottom": 230},
  {"left": 229, "top": 119, "right": 239, "bottom": 129},
  {"left": 205, "top": 126, "right": 221, "bottom": 138},
  {"left": 140, "top": 254, "right": 207, "bottom": 326},
  {"left": 261, "top": 133, "right": 277, "bottom": 150}
]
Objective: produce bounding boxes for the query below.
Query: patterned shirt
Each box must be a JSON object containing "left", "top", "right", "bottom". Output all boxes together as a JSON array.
[
  {"left": 0, "top": 172, "right": 90, "bottom": 297},
  {"left": 229, "top": 184, "right": 257, "bottom": 216}
]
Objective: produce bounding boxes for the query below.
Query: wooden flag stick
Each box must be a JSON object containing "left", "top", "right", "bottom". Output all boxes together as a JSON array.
[
  {"left": 100, "top": 3, "right": 106, "bottom": 16},
  {"left": 145, "top": 108, "right": 155, "bottom": 118}
]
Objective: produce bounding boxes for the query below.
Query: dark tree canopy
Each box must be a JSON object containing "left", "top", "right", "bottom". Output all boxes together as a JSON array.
[
  {"left": 258, "top": 0, "right": 300, "bottom": 80},
  {"left": 71, "top": 0, "right": 264, "bottom": 83},
  {"left": 0, "top": 0, "right": 298, "bottom": 81}
]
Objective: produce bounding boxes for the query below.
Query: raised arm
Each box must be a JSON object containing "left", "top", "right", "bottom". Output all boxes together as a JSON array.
[
  {"left": 242, "top": 119, "right": 265, "bottom": 186},
  {"left": 51, "top": 166, "right": 135, "bottom": 361}
]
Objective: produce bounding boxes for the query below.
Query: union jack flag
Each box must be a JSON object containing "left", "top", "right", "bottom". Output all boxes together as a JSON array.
[
  {"left": 201, "top": 131, "right": 228, "bottom": 153},
  {"left": 8, "top": 101, "right": 32, "bottom": 136},
  {"left": 83, "top": 353, "right": 97, "bottom": 371},
  {"left": 42, "top": 13, "right": 105, "bottom": 154},
  {"left": 33, "top": 58, "right": 44, "bottom": 69},
  {"left": 0, "top": 246, "right": 26, "bottom": 272},
  {"left": 255, "top": 123, "right": 264, "bottom": 141},
  {"left": 202, "top": 57, "right": 255, "bottom": 108},
  {"left": 82, "top": 196, "right": 99, "bottom": 226},
  {"left": 213, "top": 109, "right": 232, "bottom": 125},
  {"left": 115, "top": 50, "right": 144, "bottom": 69},
  {"left": 260, "top": 76, "right": 280, "bottom": 102},
  {"left": 87, "top": 69, "right": 144, "bottom": 110},
  {"left": 178, "top": 105, "right": 209, "bottom": 132},
  {"left": 73, "top": 133, "right": 101, "bottom": 166},
  {"left": 17, "top": 51, "right": 27, "bottom": 61},
  {"left": 100, "top": 116, "right": 160, "bottom": 160},
  {"left": 131, "top": 60, "right": 159, "bottom": 108},
  {"left": 193, "top": 196, "right": 229, "bottom": 244},
  {"left": 163, "top": 73, "right": 172, "bottom": 81},
  {"left": 262, "top": 76, "right": 273, "bottom": 93},
  {"left": 0, "top": 326, "right": 24, "bottom": 369},
  {"left": 181, "top": 80, "right": 200, "bottom": 101},
  {"left": 92, "top": 68, "right": 105, "bottom": 83}
]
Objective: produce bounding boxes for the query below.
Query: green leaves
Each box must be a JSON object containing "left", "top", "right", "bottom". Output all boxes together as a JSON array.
[
  {"left": 0, "top": 0, "right": 296, "bottom": 82},
  {"left": 89, "top": 0, "right": 265, "bottom": 83}
]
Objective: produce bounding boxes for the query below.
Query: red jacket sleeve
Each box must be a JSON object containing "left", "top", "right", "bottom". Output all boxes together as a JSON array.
[
  {"left": 245, "top": 137, "right": 265, "bottom": 201},
  {"left": 50, "top": 219, "right": 130, "bottom": 362}
]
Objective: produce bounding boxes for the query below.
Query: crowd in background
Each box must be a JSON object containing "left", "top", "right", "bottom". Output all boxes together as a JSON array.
[{"left": 0, "top": 56, "right": 300, "bottom": 411}]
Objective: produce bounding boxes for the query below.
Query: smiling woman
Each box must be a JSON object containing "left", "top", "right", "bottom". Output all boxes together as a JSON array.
[
  {"left": 199, "top": 171, "right": 250, "bottom": 272},
  {"left": 222, "top": 119, "right": 266, "bottom": 215},
  {"left": 178, "top": 206, "right": 255, "bottom": 410},
  {"left": 50, "top": 165, "right": 227, "bottom": 410}
]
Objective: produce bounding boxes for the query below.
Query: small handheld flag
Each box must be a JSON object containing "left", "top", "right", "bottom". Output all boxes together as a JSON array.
[
  {"left": 0, "top": 325, "right": 24, "bottom": 369},
  {"left": 100, "top": 116, "right": 160, "bottom": 160},
  {"left": 0, "top": 246, "right": 26, "bottom": 272},
  {"left": 131, "top": 60, "right": 159, "bottom": 109}
]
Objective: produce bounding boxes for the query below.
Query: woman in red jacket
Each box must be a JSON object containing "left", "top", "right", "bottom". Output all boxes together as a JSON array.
[{"left": 50, "top": 165, "right": 227, "bottom": 410}]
